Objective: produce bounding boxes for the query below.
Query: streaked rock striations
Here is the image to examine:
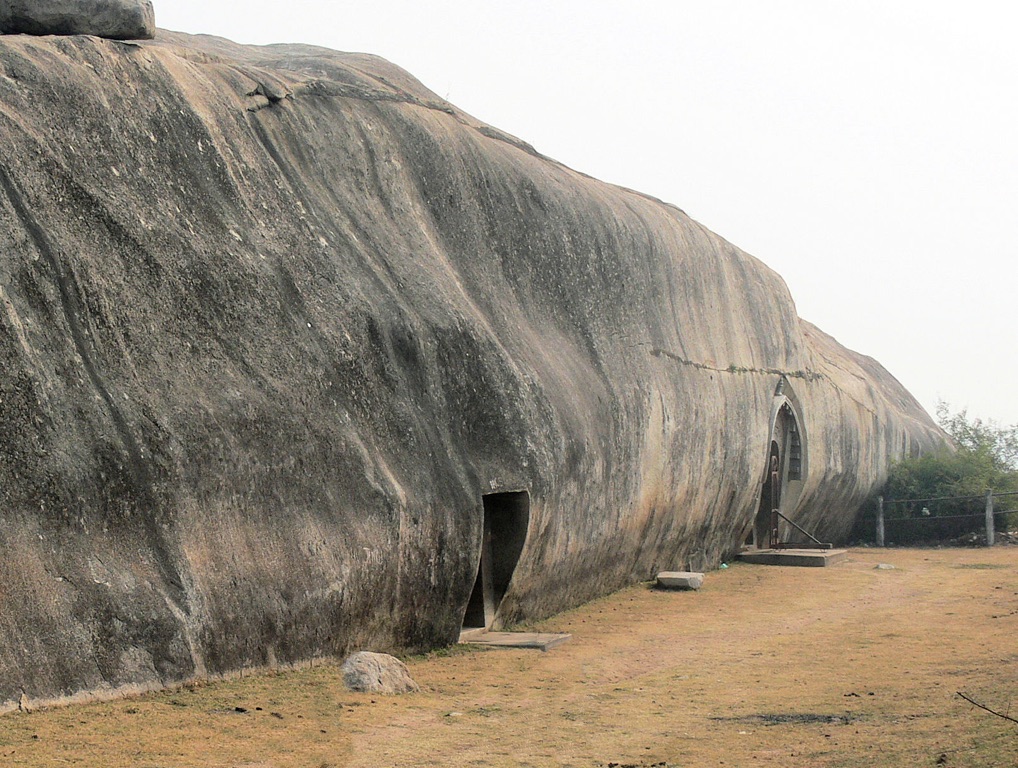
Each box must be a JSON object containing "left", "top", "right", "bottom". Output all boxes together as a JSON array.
[{"left": 0, "top": 30, "right": 944, "bottom": 707}]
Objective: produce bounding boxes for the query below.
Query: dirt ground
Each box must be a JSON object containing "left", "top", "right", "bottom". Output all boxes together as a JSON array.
[{"left": 1, "top": 547, "right": 1016, "bottom": 767}]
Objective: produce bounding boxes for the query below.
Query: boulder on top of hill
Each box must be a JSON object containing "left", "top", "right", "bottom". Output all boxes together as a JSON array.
[{"left": 0, "top": 0, "right": 155, "bottom": 40}]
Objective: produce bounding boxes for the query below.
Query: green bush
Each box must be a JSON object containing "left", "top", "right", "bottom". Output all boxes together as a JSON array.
[
  {"left": 884, "top": 403, "right": 1018, "bottom": 504},
  {"left": 849, "top": 404, "right": 1018, "bottom": 544}
]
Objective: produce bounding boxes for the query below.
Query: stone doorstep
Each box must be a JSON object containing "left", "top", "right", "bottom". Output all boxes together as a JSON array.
[
  {"left": 656, "top": 571, "right": 705, "bottom": 590},
  {"left": 737, "top": 548, "right": 849, "bottom": 567},
  {"left": 457, "top": 630, "right": 572, "bottom": 651}
]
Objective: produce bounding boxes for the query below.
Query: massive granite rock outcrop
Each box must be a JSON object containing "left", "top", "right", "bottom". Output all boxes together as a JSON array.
[
  {"left": 0, "top": 30, "right": 944, "bottom": 707},
  {"left": 0, "top": 0, "right": 155, "bottom": 40}
]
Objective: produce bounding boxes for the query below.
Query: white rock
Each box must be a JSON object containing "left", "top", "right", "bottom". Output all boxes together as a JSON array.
[{"left": 341, "top": 651, "right": 419, "bottom": 695}]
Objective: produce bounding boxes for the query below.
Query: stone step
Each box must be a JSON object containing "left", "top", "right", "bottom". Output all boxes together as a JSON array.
[
  {"left": 738, "top": 548, "right": 848, "bottom": 567},
  {"left": 458, "top": 630, "right": 571, "bottom": 651}
]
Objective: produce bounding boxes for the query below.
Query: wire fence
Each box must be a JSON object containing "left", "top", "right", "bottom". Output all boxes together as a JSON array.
[{"left": 850, "top": 491, "right": 1018, "bottom": 547}]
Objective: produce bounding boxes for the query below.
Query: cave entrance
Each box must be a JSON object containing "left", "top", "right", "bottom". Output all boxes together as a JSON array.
[
  {"left": 754, "top": 440, "right": 783, "bottom": 548},
  {"left": 461, "top": 490, "right": 530, "bottom": 632},
  {"left": 750, "top": 381, "right": 816, "bottom": 549}
]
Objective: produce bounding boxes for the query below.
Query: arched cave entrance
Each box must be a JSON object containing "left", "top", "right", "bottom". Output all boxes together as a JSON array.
[
  {"left": 461, "top": 490, "right": 530, "bottom": 632},
  {"left": 751, "top": 381, "right": 807, "bottom": 549},
  {"left": 753, "top": 440, "right": 782, "bottom": 548}
]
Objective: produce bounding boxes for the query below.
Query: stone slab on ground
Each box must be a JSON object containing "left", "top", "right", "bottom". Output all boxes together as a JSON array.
[
  {"left": 656, "top": 571, "right": 704, "bottom": 590},
  {"left": 738, "top": 548, "right": 848, "bottom": 567},
  {"left": 458, "top": 630, "right": 571, "bottom": 652}
]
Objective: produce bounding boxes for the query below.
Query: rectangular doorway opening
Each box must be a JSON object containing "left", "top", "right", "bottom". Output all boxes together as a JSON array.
[{"left": 461, "top": 490, "right": 530, "bottom": 632}]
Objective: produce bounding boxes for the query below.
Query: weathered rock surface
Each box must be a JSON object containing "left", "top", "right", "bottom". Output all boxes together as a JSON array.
[
  {"left": 341, "top": 652, "right": 419, "bottom": 694},
  {"left": 0, "top": 0, "right": 155, "bottom": 40},
  {"left": 0, "top": 30, "right": 945, "bottom": 707}
]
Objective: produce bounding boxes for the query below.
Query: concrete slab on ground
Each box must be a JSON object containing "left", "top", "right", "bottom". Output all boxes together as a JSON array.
[
  {"left": 738, "top": 548, "right": 848, "bottom": 567},
  {"left": 458, "top": 629, "right": 572, "bottom": 651},
  {"left": 656, "top": 571, "right": 704, "bottom": 590}
]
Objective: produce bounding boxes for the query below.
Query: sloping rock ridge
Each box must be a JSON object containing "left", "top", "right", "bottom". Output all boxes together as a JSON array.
[{"left": 0, "top": 31, "right": 944, "bottom": 707}]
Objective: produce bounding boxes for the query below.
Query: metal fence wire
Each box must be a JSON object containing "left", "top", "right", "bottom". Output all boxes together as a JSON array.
[{"left": 850, "top": 491, "right": 1018, "bottom": 546}]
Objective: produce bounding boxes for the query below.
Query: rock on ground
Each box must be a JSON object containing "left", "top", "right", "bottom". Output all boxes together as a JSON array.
[
  {"left": 341, "top": 652, "right": 420, "bottom": 695},
  {"left": 0, "top": 0, "right": 155, "bottom": 40}
]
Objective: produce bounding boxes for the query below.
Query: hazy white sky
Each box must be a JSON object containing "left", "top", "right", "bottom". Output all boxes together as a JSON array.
[{"left": 157, "top": 1, "right": 1018, "bottom": 425}]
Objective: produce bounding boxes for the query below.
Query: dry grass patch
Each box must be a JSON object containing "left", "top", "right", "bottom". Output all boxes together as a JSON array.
[{"left": 1, "top": 547, "right": 1016, "bottom": 767}]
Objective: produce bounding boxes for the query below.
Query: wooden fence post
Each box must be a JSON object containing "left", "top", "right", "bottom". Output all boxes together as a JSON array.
[
  {"left": 985, "top": 490, "right": 994, "bottom": 547},
  {"left": 876, "top": 496, "right": 885, "bottom": 547}
]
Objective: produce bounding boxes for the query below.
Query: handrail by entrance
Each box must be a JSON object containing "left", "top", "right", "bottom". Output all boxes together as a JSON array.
[{"left": 773, "top": 510, "right": 833, "bottom": 550}]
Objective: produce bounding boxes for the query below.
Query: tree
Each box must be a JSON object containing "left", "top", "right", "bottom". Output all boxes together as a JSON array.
[
  {"left": 882, "top": 403, "right": 1018, "bottom": 507},
  {"left": 935, "top": 402, "right": 1018, "bottom": 472}
]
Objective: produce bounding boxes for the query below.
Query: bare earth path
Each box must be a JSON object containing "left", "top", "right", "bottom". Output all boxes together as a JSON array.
[{"left": 2, "top": 548, "right": 1016, "bottom": 767}]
